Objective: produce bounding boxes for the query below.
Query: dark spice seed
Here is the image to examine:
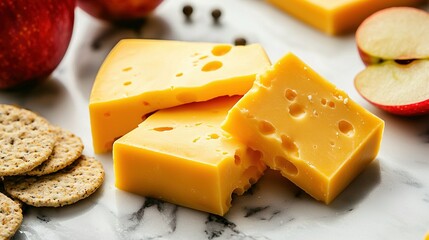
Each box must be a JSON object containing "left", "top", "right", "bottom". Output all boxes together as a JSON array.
[
  {"left": 182, "top": 5, "right": 193, "bottom": 19},
  {"left": 211, "top": 9, "right": 222, "bottom": 23},
  {"left": 234, "top": 37, "right": 247, "bottom": 46}
]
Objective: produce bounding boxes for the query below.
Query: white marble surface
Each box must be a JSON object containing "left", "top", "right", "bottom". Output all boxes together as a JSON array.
[{"left": 1, "top": 1, "right": 429, "bottom": 239}]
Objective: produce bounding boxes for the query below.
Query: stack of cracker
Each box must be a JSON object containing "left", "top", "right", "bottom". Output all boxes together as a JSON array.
[{"left": 0, "top": 104, "right": 105, "bottom": 239}]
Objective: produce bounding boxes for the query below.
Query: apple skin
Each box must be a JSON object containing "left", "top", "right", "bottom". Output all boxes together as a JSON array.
[
  {"left": 360, "top": 95, "right": 429, "bottom": 116},
  {"left": 354, "top": 60, "right": 429, "bottom": 116},
  {"left": 77, "top": 0, "right": 163, "bottom": 22},
  {"left": 0, "top": 0, "right": 76, "bottom": 90}
]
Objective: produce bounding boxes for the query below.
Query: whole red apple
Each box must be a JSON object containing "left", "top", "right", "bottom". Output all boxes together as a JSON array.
[
  {"left": 77, "top": 0, "right": 163, "bottom": 22},
  {"left": 0, "top": 0, "right": 76, "bottom": 90}
]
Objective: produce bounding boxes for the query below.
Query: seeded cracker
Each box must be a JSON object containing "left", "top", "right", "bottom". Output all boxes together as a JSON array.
[
  {"left": 0, "top": 192, "right": 23, "bottom": 239},
  {"left": 3, "top": 155, "right": 105, "bottom": 207},
  {"left": 25, "top": 126, "right": 84, "bottom": 176},
  {"left": 0, "top": 104, "right": 56, "bottom": 176}
]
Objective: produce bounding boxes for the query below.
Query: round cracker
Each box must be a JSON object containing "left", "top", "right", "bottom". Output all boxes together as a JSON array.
[
  {"left": 0, "top": 104, "right": 56, "bottom": 176},
  {"left": 3, "top": 155, "right": 104, "bottom": 207},
  {"left": 0, "top": 192, "right": 23, "bottom": 239},
  {"left": 25, "top": 126, "right": 84, "bottom": 176}
]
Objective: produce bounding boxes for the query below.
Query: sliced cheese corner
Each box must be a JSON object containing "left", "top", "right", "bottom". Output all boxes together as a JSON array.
[
  {"left": 89, "top": 39, "right": 270, "bottom": 153},
  {"left": 222, "top": 53, "right": 384, "bottom": 204},
  {"left": 113, "top": 96, "right": 266, "bottom": 216},
  {"left": 265, "top": 0, "right": 426, "bottom": 35}
]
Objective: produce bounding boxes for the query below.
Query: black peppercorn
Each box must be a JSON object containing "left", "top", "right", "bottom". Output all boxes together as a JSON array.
[
  {"left": 211, "top": 9, "right": 222, "bottom": 23},
  {"left": 182, "top": 5, "right": 193, "bottom": 21},
  {"left": 234, "top": 37, "right": 247, "bottom": 46}
]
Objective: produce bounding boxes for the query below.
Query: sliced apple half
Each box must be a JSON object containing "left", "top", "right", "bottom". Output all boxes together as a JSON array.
[
  {"left": 356, "top": 7, "right": 429, "bottom": 65},
  {"left": 355, "top": 60, "right": 429, "bottom": 116}
]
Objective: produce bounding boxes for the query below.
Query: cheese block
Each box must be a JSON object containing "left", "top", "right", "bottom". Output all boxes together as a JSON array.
[
  {"left": 222, "top": 53, "right": 384, "bottom": 204},
  {"left": 113, "top": 96, "right": 267, "bottom": 216},
  {"left": 89, "top": 39, "right": 270, "bottom": 153},
  {"left": 265, "top": 0, "right": 426, "bottom": 35}
]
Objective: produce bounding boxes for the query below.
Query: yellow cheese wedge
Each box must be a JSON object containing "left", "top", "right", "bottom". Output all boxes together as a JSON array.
[
  {"left": 89, "top": 39, "right": 270, "bottom": 153},
  {"left": 265, "top": 0, "right": 426, "bottom": 35},
  {"left": 222, "top": 53, "right": 384, "bottom": 204},
  {"left": 113, "top": 96, "right": 267, "bottom": 216}
]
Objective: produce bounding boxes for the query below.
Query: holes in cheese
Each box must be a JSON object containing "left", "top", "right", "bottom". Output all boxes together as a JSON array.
[
  {"left": 221, "top": 53, "right": 384, "bottom": 204},
  {"left": 274, "top": 156, "right": 298, "bottom": 176},
  {"left": 321, "top": 98, "right": 336, "bottom": 109},
  {"left": 201, "top": 61, "right": 223, "bottom": 72},
  {"left": 89, "top": 40, "right": 270, "bottom": 153},
  {"left": 285, "top": 88, "right": 297, "bottom": 101},
  {"left": 152, "top": 127, "right": 174, "bottom": 132},
  {"left": 211, "top": 45, "right": 232, "bottom": 56},
  {"left": 234, "top": 154, "right": 241, "bottom": 165},
  {"left": 338, "top": 120, "right": 355, "bottom": 137},
  {"left": 258, "top": 120, "right": 276, "bottom": 135},
  {"left": 208, "top": 133, "right": 220, "bottom": 139},
  {"left": 123, "top": 81, "right": 132, "bottom": 86},
  {"left": 288, "top": 103, "right": 306, "bottom": 118},
  {"left": 280, "top": 135, "right": 299, "bottom": 158},
  {"left": 113, "top": 96, "right": 266, "bottom": 216}
]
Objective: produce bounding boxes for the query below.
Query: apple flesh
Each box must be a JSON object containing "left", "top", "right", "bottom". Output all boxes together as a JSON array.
[
  {"left": 77, "top": 0, "right": 163, "bottom": 22},
  {"left": 355, "top": 60, "right": 429, "bottom": 116},
  {"left": 0, "top": 0, "right": 76, "bottom": 90},
  {"left": 355, "top": 7, "right": 429, "bottom": 116},
  {"left": 356, "top": 7, "right": 429, "bottom": 66}
]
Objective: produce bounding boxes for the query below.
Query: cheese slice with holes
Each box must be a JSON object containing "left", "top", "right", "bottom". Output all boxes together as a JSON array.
[
  {"left": 89, "top": 39, "right": 270, "bottom": 153},
  {"left": 265, "top": 0, "right": 425, "bottom": 35},
  {"left": 222, "top": 53, "right": 384, "bottom": 203},
  {"left": 113, "top": 96, "right": 266, "bottom": 216}
]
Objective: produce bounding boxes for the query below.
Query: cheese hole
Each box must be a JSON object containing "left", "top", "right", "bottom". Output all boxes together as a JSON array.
[
  {"left": 249, "top": 177, "right": 257, "bottom": 185},
  {"left": 338, "top": 120, "right": 355, "bottom": 137},
  {"left": 234, "top": 154, "right": 241, "bottom": 165},
  {"left": 123, "top": 81, "right": 132, "bottom": 86},
  {"left": 285, "top": 89, "right": 297, "bottom": 101},
  {"left": 153, "top": 127, "right": 174, "bottom": 132},
  {"left": 258, "top": 120, "right": 275, "bottom": 135},
  {"left": 328, "top": 101, "right": 336, "bottom": 108},
  {"left": 243, "top": 166, "right": 260, "bottom": 184},
  {"left": 142, "top": 101, "right": 150, "bottom": 106},
  {"left": 246, "top": 147, "right": 262, "bottom": 164},
  {"left": 321, "top": 98, "right": 327, "bottom": 105},
  {"left": 201, "top": 61, "right": 223, "bottom": 72},
  {"left": 211, "top": 45, "right": 232, "bottom": 56},
  {"left": 175, "top": 72, "right": 183, "bottom": 77},
  {"left": 199, "top": 55, "right": 208, "bottom": 60},
  {"left": 208, "top": 133, "right": 219, "bottom": 139},
  {"left": 122, "top": 67, "right": 132, "bottom": 72},
  {"left": 141, "top": 111, "right": 154, "bottom": 121},
  {"left": 274, "top": 156, "right": 298, "bottom": 176},
  {"left": 281, "top": 135, "right": 299, "bottom": 158},
  {"left": 104, "top": 112, "right": 111, "bottom": 117},
  {"left": 288, "top": 103, "right": 306, "bottom": 118},
  {"left": 176, "top": 92, "right": 197, "bottom": 102},
  {"left": 233, "top": 187, "right": 244, "bottom": 195}
]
